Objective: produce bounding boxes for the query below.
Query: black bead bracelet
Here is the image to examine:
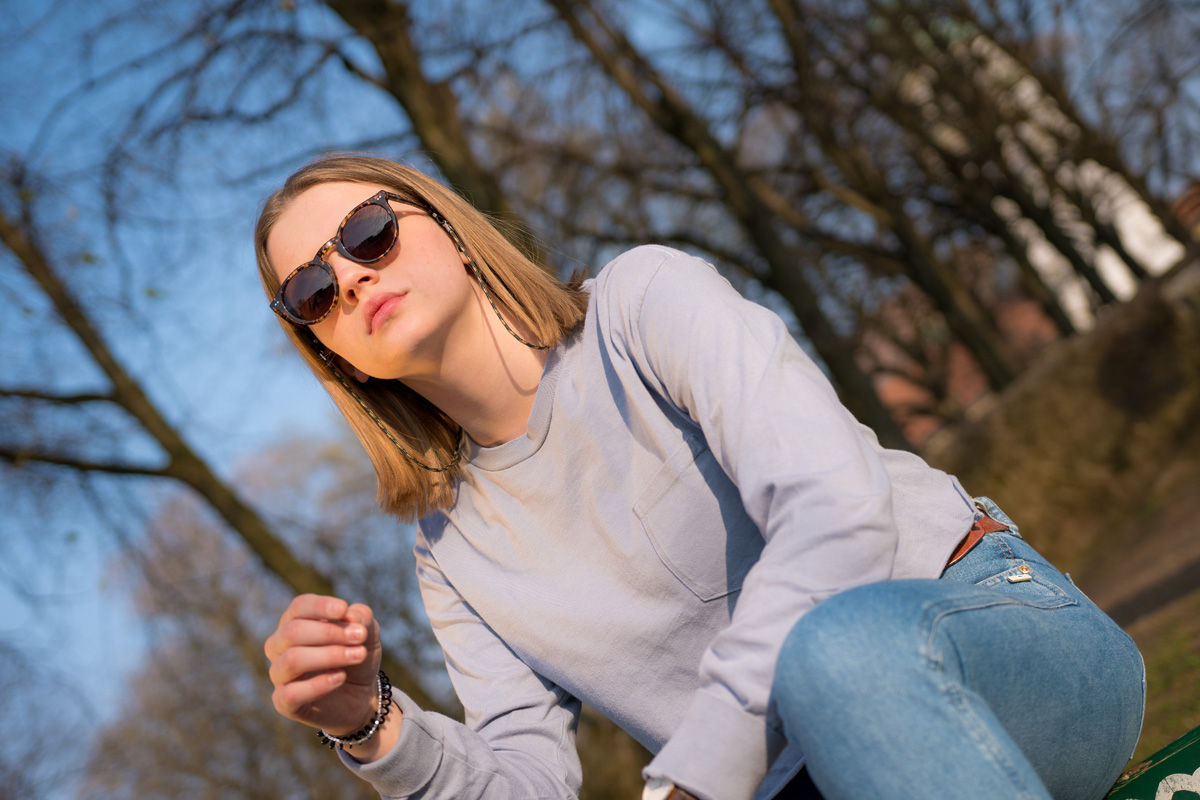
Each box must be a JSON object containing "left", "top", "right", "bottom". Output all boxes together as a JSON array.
[{"left": 317, "top": 670, "right": 393, "bottom": 750}]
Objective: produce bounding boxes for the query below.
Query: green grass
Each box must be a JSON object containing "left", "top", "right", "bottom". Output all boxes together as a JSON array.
[{"left": 1127, "top": 590, "right": 1200, "bottom": 763}]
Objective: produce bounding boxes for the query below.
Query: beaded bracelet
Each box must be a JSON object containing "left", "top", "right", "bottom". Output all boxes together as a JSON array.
[{"left": 317, "top": 670, "right": 393, "bottom": 750}]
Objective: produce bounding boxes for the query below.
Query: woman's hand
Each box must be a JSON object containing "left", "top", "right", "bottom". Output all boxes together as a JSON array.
[{"left": 265, "top": 594, "right": 383, "bottom": 736}]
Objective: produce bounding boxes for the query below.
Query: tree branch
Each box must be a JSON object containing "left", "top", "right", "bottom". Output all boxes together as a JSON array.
[
  {"left": 0, "top": 387, "right": 116, "bottom": 405},
  {"left": 0, "top": 445, "right": 169, "bottom": 478}
]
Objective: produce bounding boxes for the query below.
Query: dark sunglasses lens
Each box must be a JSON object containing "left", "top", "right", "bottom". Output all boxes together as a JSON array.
[
  {"left": 342, "top": 203, "right": 396, "bottom": 262},
  {"left": 283, "top": 265, "right": 336, "bottom": 322}
]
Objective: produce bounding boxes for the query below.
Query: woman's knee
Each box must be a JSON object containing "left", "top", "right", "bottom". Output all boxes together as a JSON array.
[{"left": 774, "top": 580, "right": 940, "bottom": 714}]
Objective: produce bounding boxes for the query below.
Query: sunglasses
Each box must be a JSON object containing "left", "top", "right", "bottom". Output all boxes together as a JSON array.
[{"left": 270, "top": 190, "right": 433, "bottom": 325}]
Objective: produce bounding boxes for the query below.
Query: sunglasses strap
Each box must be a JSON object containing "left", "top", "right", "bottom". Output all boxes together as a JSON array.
[
  {"left": 317, "top": 346, "right": 463, "bottom": 473},
  {"left": 428, "top": 209, "right": 549, "bottom": 352}
]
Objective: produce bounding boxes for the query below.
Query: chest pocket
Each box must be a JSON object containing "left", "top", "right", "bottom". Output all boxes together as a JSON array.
[{"left": 634, "top": 434, "right": 764, "bottom": 601}]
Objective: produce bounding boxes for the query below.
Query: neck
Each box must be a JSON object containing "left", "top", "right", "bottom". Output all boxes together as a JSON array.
[{"left": 402, "top": 293, "right": 550, "bottom": 448}]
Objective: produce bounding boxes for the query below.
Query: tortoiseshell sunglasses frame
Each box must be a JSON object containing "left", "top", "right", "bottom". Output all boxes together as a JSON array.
[{"left": 270, "top": 190, "right": 433, "bottom": 326}]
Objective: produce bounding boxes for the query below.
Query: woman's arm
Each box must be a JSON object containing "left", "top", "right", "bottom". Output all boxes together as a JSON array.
[
  {"left": 604, "top": 247, "right": 902, "bottom": 800},
  {"left": 330, "top": 533, "right": 584, "bottom": 800}
]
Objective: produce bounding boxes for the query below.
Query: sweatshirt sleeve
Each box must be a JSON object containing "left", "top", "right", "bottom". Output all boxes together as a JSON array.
[
  {"left": 609, "top": 247, "right": 900, "bottom": 800},
  {"left": 340, "top": 530, "right": 583, "bottom": 800}
]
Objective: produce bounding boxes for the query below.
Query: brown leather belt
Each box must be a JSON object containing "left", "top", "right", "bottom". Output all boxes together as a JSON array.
[{"left": 946, "top": 511, "right": 1008, "bottom": 568}]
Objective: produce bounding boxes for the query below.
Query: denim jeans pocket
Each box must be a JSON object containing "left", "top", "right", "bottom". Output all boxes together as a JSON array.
[
  {"left": 975, "top": 564, "right": 1078, "bottom": 610},
  {"left": 943, "top": 531, "right": 1079, "bottom": 611}
]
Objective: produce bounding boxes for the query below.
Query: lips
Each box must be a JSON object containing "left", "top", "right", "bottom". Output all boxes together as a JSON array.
[{"left": 365, "top": 292, "right": 406, "bottom": 334}]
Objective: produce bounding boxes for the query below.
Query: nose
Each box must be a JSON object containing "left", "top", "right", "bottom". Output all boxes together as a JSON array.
[{"left": 331, "top": 255, "right": 379, "bottom": 306}]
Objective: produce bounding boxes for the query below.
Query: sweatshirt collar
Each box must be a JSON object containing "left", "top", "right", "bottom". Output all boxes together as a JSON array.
[{"left": 462, "top": 328, "right": 574, "bottom": 471}]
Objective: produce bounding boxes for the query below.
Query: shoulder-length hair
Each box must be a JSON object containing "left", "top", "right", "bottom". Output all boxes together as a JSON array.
[{"left": 254, "top": 154, "right": 589, "bottom": 521}]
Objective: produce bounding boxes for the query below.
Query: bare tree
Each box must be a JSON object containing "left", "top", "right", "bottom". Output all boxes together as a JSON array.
[
  {"left": 80, "top": 493, "right": 382, "bottom": 800},
  {"left": 0, "top": 642, "right": 88, "bottom": 799},
  {"left": 518, "top": 0, "right": 1196, "bottom": 428}
]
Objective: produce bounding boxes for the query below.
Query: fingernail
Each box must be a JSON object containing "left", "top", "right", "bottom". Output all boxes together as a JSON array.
[
  {"left": 346, "top": 646, "right": 365, "bottom": 661},
  {"left": 347, "top": 625, "right": 365, "bottom": 642}
]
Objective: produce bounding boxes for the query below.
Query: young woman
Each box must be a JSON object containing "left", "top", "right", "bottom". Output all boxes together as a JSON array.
[{"left": 259, "top": 154, "right": 1144, "bottom": 800}]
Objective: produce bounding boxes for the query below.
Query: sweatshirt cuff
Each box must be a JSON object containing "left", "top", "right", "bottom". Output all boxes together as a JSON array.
[
  {"left": 643, "top": 688, "right": 786, "bottom": 800},
  {"left": 338, "top": 690, "right": 443, "bottom": 798}
]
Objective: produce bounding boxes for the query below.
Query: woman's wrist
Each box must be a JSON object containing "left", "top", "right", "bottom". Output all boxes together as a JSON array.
[
  {"left": 643, "top": 778, "right": 701, "bottom": 800},
  {"left": 341, "top": 708, "right": 401, "bottom": 763},
  {"left": 318, "top": 670, "right": 393, "bottom": 749}
]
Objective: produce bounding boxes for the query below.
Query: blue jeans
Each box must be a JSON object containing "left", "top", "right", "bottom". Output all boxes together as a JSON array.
[{"left": 772, "top": 499, "right": 1145, "bottom": 800}]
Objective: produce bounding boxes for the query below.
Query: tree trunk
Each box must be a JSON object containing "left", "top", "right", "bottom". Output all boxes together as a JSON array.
[
  {"left": 326, "top": 0, "right": 512, "bottom": 220},
  {"left": 546, "top": 0, "right": 911, "bottom": 450},
  {"left": 770, "top": 0, "right": 1020, "bottom": 388},
  {"left": 0, "top": 203, "right": 444, "bottom": 714}
]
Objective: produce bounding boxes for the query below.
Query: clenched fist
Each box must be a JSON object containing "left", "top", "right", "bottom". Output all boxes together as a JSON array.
[{"left": 264, "top": 594, "right": 397, "bottom": 758}]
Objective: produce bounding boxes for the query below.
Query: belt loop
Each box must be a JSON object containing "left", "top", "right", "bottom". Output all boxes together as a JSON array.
[
  {"left": 972, "top": 496, "right": 1020, "bottom": 536},
  {"left": 949, "top": 497, "right": 1017, "bottom": 568}
]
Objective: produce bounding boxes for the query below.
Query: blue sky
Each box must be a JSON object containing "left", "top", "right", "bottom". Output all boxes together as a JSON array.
[{"left": 0, "top": 0, "right": 385, "bottom": 775}]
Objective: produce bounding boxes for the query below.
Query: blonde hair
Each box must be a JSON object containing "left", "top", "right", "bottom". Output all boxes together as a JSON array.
[{"left": 255, "top": 154, "right": 589, "bottom": 520}]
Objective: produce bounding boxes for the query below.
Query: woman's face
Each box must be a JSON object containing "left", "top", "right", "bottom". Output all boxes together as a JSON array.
[{"left": 267, "top": 181, "right": 479, "bottom": 381}]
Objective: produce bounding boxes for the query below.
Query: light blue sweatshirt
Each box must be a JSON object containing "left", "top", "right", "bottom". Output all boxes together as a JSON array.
[{"left": 343, "top": 246, "right": 976, "bottom": 800}]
